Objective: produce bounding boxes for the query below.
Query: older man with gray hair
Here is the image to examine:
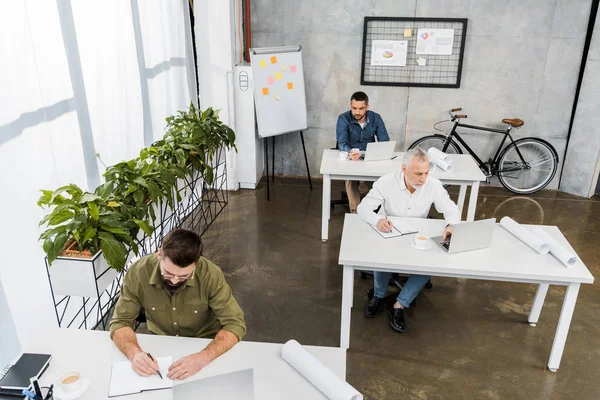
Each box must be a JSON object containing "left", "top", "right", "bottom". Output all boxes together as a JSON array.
[{"left": 357, "top": 147, "right": 461, "bottom": 333}]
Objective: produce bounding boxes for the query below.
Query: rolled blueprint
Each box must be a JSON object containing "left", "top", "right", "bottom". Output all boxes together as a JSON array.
[
  {"left": 281, "top": 340, "right": 363, "bottom": 400},
  {"left": 427, "top": 148, "right": 453, "bottom": 171},
  {"left": 500, "top": 217, "right": 550, "bottom": 254},
  {"left": 531, "top": 227, "right": 577, "bottom": 268}
]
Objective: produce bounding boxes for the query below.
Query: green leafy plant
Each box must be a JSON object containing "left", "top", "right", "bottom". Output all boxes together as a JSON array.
[
  {"left": 158, "top": 102, "right": 237, "bottom": 185},
  {"left": 38, "top": 183, "right": 153, "bottom": 271},
  {"left": 38, "top": 102, "right": 236, "bottom": 273}
]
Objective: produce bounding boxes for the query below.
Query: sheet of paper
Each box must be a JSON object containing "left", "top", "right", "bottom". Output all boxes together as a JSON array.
[
  {"left": 108, "top": 356, "right": 173, "bottom": 398},
  {"left": 403, "top": 29, "right": 412, "bottom": 37},
  {"left": 370, "top": 224, "right": 403, "bottom": 239},
  {"left": 416, "top": 29, "right": 454, "bottom": 55},
  {"left": 370, "top": 40, "right": 407, "bottom": 67},
  {"left": 388, "top": 219, "right": 419, "bottom": 235}
]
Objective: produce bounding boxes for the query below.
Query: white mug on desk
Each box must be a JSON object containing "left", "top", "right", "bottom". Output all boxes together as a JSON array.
[{"left": 59, "top": 371, "right": 82, "bottom": 394}]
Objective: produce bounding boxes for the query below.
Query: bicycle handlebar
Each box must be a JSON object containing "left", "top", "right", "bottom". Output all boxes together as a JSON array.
[
  {"left": 450, "top": 107, "right": 462, "bottom": 112},
  {"left": 455, "top": 114, "right": 467, "bottom": 119}
]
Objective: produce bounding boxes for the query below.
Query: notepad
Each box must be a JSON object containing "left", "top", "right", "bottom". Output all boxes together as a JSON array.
[
  {"left": 371, "top": 219, "right": 418, "bottom": 239},
  {"left": 108, "top": 357, "right": 173, "bottom": 398},
  {"left": 0, "top": 353, "right": 51, "bottom": 391}
]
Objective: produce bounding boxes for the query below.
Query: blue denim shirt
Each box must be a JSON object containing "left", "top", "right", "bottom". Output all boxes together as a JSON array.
[{"left": 336, "top": 110, "right": 389, "bottom": 152}]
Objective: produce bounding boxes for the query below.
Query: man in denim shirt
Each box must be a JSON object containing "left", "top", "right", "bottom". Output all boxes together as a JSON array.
[{"left": 336, "top": 91, "right": 390, "bottom": 213}]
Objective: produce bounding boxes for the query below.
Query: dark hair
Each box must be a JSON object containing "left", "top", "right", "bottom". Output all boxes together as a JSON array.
[
  {"left": 160, "top": 229, "right": 203, "bottom": 267},
  {"left": 350, "top": 91, "right": 369, "bottom": 105}
]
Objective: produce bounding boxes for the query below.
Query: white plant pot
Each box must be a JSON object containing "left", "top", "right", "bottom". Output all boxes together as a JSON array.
[{"left": 50, "top": 250, "right": 128, "bottom": 298}]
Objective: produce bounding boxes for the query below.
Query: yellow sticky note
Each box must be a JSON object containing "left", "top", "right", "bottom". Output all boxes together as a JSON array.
[
  {"left": 404, "top": 29, "right": 412, "bottom": 37},
  {"left": 287, "top": 82, "right": 293, "bottom": 90},
  {"left": 259, "top": 60, "right": 266, "bottom": 68},
  {"left": 275, "top": 72, "right": 282, "bottom": 80},
  {"left": 270, "top": 56, "right": 277, "bottom": 64},
  {"left": 262, "top": 87, "right": 269, "bottom": 95}
]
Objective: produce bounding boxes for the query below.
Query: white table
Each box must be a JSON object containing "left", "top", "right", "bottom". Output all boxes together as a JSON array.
[
  {"left": 338, "top": 214, "right": 594, "bottom": 372},
  {"left": 320, "top": 149, "right": 486, "bottom": 241},
  {"left": 26, "top": 329, "right": 346, "bottom": 399}
]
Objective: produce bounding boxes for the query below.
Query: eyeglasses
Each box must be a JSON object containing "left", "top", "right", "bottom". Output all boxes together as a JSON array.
[{"left": 159, "top": 266, "right": 194, "bottom": 281}]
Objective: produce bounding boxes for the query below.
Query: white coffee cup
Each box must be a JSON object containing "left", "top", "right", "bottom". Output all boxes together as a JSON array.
[
  {"left": 338, "top": 151, "right": 349, "bottom": 160},
  {"left": 59, "top": 371, "right": 82, "bottom": 394},
  {"left": 350, "top": 148, "right": 360, "bottom": 155},
  {"left": 414, "top": 235, "right": 430, "bottom": 249}
]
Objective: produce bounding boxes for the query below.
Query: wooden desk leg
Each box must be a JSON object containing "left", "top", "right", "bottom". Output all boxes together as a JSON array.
[
  {"left": 547, "top": 283, "right": 580, "bottom": 372},
  {"left": 466, "top": 181, "right": 480, "bottom": 222},
  {"left": 321, "top": 174, "right": 331, "bottom": 242},
  {"left": 340, "top": 265, "right": 354, "bottom": 349},
  {"left": 528, "top": 283, "right": 549, "bottom": 327},
  {"left": 457, "top": 185, "right": 467, "bottom": 219}
]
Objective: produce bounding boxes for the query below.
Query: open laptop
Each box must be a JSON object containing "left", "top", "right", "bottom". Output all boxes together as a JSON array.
[
  {"left": 360, "top": 141, "right": 396, "bottom": 161},
  {"left": 173, "top": 369, "right": 254, "bottom": 400},
  {"left": 432, "top": 218, "right": 496, "bottom": 254}
]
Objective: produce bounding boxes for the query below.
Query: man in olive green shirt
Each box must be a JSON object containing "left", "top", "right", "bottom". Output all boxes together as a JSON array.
[{"left": 110, "top": 228, "right": 246, "bottom": 380}]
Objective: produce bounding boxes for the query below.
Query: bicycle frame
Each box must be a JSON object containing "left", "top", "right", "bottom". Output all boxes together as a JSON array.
[{"left": 441, "top": 120, "right": 529, "bottom": 174}]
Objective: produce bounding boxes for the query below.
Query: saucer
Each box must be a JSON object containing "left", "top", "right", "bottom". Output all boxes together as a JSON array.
[
  {"left": 54, "top": 378, "right": 91, "bottom": 400},
  {"left": 410, "top": 240, "right": 432, "bottom": 251}
]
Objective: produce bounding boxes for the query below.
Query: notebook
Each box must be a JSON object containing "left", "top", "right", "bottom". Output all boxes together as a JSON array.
[
  {"left": 370, "top": 220, "right": 418, "bottom": 239},
  {"left": 108, "top": 356, "right": 173, "bottom": 398},
  {"left": 0, "top": 353, "right": 51, "bottom": 394}
]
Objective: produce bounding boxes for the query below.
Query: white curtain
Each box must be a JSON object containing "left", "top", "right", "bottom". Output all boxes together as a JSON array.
[{"left": 0, "top": 0, "right": 197, "bottom": 343}]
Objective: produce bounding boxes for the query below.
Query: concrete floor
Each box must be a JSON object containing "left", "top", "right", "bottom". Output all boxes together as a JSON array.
[{"left": 198, "top": 177, "right": 600, "bottom": 400}]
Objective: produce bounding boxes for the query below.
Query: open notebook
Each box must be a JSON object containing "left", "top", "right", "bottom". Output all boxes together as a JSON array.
[
  {"left": 108, "top": 357, "right": 173, "bottom": 397},
  {"left": 370, "top": 219, "right": 418, "bottom": 239}
]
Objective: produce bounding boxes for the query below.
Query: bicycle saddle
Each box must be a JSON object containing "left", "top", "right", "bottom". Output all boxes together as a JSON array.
[{"left": 502, "top": 118, "right": 524, "bottom": 127}]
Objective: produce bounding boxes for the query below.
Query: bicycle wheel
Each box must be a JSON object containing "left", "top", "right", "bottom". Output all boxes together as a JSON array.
[
  {"left": 497, "top": 138, "right": 558, "bottom": 194},
  {"left": 408, "top": 134, "right": 462, "bottom": 154}
]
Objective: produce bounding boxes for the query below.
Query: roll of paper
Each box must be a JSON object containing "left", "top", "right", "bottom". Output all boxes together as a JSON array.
[
  {"left": 427, "top": 148, "right": 453, "bottom": 171},
  {"left": 500, "top": 217, "right": 550, "bottom": 255},
  {"left": 531, "top": 227, "right": 577, "bottom": 268},
  {"left": 281, "top": 340, "right": 363, "bottom": 400}
]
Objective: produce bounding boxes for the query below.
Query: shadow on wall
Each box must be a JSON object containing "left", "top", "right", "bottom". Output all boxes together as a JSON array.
[{"left": 0, "top": 0, "right": 195, "bottom": 191}]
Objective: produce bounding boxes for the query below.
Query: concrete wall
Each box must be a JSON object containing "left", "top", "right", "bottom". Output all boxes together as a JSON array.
[
  {"left": 251, "top": 0, "right": 592, "bottom": 190},
  {"left": 560, "top": 6, "right": 600, "bottom": 198}
]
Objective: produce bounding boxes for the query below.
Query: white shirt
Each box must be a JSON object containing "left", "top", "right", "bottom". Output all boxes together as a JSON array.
[{"left": 357, "top": 171, "right": 461, "bottom": 227}]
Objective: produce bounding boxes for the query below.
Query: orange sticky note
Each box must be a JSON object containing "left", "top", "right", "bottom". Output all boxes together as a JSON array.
[
  {"left": 275, "top": 72, "right": 282, "bottom": 80},
  {"left": 287, "top": 82, "right": 293, "bottom": 90},
  {"left": 262, "top": 87, "right": 269, "bottom": 95},
  {"left": 270, "top": 56, "right": 277, "bottom": 64},
  {"left": 259, "top": 60, "right": 266, "bottom": 68}
]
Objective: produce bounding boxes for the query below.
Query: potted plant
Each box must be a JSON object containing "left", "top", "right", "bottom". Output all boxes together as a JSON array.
[{"left": 38, "top": 183, "right": 153, "bottom": 298}]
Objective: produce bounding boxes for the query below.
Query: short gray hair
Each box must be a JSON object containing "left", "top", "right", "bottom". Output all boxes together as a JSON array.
[{"left": 403, "top": 147, "right": 429, "bottom": 168}]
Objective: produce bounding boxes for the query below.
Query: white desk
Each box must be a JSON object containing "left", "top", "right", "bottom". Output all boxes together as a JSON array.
[
  {"left": 26, "top": 329, "right": 346, "bottom": 399},
  {"left": 320, "top": 149, "right": 486, "bottom": 241},
  {"left": 338, "top": 214, "right": 594, "bottom": 372}
]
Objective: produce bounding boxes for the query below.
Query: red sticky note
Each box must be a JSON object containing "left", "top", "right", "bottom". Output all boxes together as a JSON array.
[
  {"left": 290, "top": 65, "right": 297, "bottom": 73},
  {"left": 270, "top": 56, "right": 277, "bottom": 64},
  {"left": 268, "top": 76, "right": 275, "bottom": 85}
]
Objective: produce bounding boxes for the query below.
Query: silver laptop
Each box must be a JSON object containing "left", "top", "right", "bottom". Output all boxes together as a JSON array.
[
  {"left": 361, "top": 141, "right": 396, "bottom": 161},
  {"left": 432, "top": 218, "right": 496, "bottom": 254},
  {"left": 173, "top": 369, "right": 254, "bottom": 399}
]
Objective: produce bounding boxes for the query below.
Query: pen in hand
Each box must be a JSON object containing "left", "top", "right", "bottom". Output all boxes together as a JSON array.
[{"left": 146, "top": 353, "right": 163, "bottom": 379}]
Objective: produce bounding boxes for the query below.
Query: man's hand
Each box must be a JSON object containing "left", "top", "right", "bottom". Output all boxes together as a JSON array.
[
  {"left": 168, "top": 352, "right": 211, "bottom": 380},
  {"left": 131, "top": 351, "right": 159, "bottom": 377},
  {"left": 349, "top": 151, "right": 361, "bottom": 161},
  {"left": 443, "top": 225, "right": 453, "bottom": 241},
  {"left": 377, "top": 218, "right": 393, "bottom": 233}
]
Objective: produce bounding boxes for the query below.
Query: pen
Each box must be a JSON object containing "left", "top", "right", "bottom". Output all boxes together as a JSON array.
[
  {"left": 46, "top": 384, "right": 54, "bottom": 400},
  {"left": 146, "top": 353, "right": 163, "bottom": 379}
]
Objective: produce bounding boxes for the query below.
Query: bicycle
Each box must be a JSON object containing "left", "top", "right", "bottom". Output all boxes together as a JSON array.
[{"left": 408, "top": 108, "right": 559, "bottom": 194}]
